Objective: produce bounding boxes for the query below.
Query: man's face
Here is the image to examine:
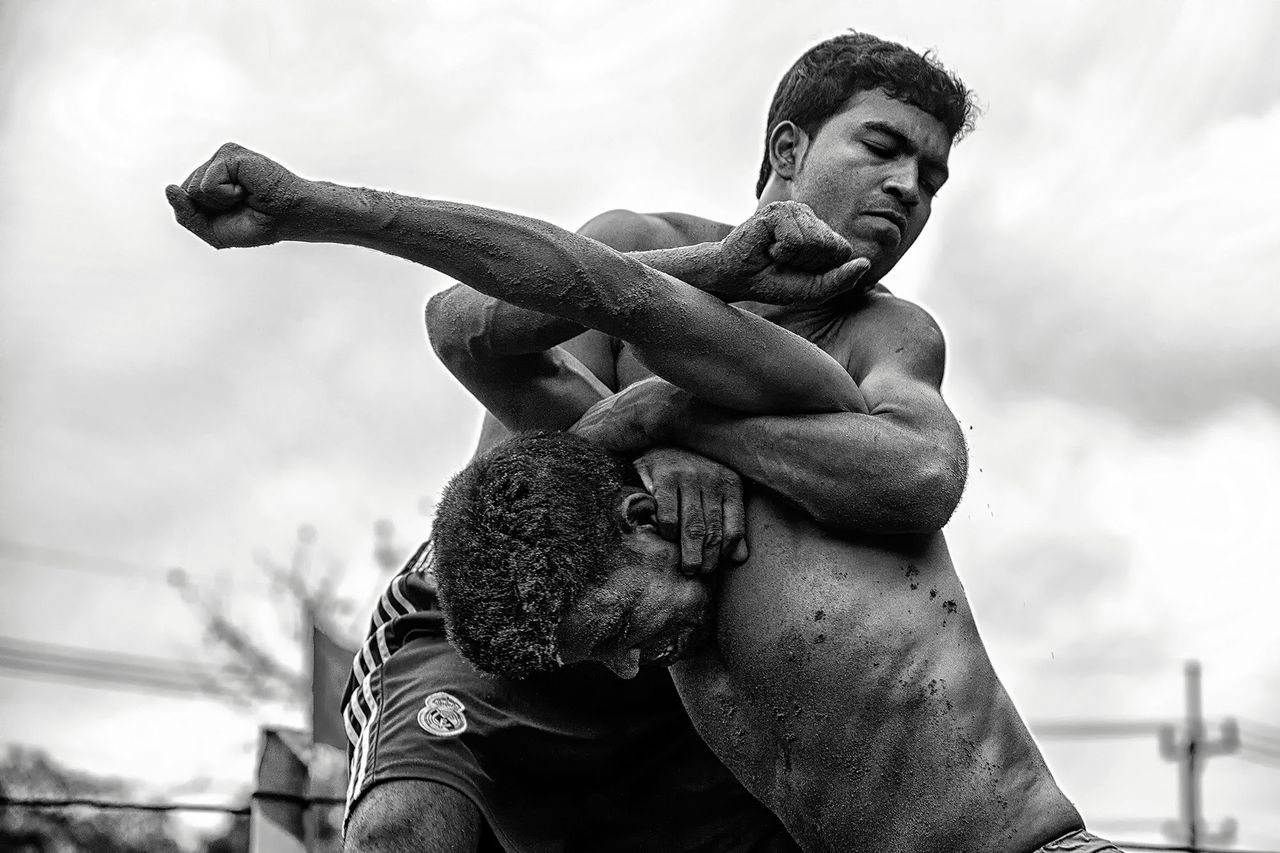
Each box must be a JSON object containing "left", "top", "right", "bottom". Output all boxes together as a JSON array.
[
  {"left": 787, "top": 89, "right": 952, "bottom": 282},
  {"left": 557, "top": 530, "right": 713, "bottom": 679}
]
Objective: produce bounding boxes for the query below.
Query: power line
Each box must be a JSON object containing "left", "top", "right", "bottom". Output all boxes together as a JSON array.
[
  {"left": 0, "top": 538, "right": 270, "bottom": 591},
  {"left": 0, "top": 636, "right": 216, "bottom": 681},
  {"left": 1237, "top": 749, "right": 1280, "bottom": 771},
  {"left": 1031, "top": 719, "right": 1168, "bottom": 739},
  {"left": 0, "top": 792, "right": 345, "bottom": 816},
  {"left": 1239, "top": 737, "right": 1280, "bottom": 759},
  {"left": 0, "top": 636, "right": 209, "bottom": 676},
  {"left": 1112, "top": 844, "right": 1279, "bottom": 853},
  {"left": 1239, "top": 717, "right": 1280, "bottom": 741},
  {"left": 0, "top": 635, "right": 236, "bottom": 701},
  {"left": 0, "top": 539, "right": 182, "bottom": 583}
]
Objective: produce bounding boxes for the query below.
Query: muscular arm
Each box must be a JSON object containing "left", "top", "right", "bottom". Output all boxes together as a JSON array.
[
  {"left": 432, "top": 209, "right": 965, "bottom": 534},
  {"left": 166, "top": 144, "right": 865, "bottom": 424},
  {"left": 426, "top": 211, "right": 729, "bottom": 439},
  {"left": 168, "top": 147, "right": 959, "bottom": 533},
  {"left": 643, "top": 295, "right": 967, "bottom": 534},
  {"left": 278, "top": 179, "right": 861, "bottom": 418}
]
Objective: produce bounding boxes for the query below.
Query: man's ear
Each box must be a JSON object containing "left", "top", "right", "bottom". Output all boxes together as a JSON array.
[
  {"left": 767, "top": 121, "right": 810, "bottom": 182},
  {"left": 617, "top": 491, "right": 659, "bottom": 533}
]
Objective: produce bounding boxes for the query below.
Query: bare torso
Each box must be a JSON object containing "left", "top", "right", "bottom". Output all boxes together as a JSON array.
[
  {"left": 671, "top": 498, "right": 1080, "bottom": 853},
  {"left": 607, "top": 214, "right": 1083, "bottom": 852}
]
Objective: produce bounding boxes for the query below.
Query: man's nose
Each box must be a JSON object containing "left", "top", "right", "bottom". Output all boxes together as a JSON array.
[
  {"left": 605, "top": 648, "right": 641, "bottom": 679},
  {"left": 882, "top": 159, "right": 921, "bottom": 207}
]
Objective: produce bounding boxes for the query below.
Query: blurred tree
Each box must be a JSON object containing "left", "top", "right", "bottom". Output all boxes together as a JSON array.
[
  {"left": 168, "top": 520, "right": 412, "bottom": 853},
  {"left": 0, "top": 746, "right": 184, "bottom": 853},
  {"left": 167, "top": 521, "right": 412, "bottom": 707}
]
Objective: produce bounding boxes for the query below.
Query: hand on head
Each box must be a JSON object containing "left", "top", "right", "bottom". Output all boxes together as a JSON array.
[{"left": 633, "top": 446, "right": 748, "bottom": 577}]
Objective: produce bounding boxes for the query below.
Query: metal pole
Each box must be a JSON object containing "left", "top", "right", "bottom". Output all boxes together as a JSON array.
[{"left": 1184, "top": 660, "right": 1202, "bottom": 851}]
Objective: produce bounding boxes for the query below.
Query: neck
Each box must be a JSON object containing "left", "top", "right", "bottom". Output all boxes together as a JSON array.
[{"left": 736, "top": 287, "right": 874, "bottom": 339}]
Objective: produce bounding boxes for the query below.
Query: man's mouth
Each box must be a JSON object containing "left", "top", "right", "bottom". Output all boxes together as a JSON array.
[{"left": 862, "top": 208, "right": 907, "bottom": 233}]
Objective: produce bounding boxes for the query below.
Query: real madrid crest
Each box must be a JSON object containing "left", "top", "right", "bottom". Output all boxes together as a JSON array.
[{"left": 417, "top": 691, "right": 467, "bottom": 737}]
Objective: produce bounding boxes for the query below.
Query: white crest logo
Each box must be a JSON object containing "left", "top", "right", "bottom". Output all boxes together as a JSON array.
[{"left": 417, "top": 691, "right": 467, "bottom": 737}]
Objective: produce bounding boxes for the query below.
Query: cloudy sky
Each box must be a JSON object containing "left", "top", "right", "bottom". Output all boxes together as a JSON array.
[{"left": 2, "top": 0, "right": 1278, "bottom": 846}]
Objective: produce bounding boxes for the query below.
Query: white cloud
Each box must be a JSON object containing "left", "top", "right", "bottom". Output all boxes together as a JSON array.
[{"left": 922, "top": 5, "right": 1280, "bottom": 426}]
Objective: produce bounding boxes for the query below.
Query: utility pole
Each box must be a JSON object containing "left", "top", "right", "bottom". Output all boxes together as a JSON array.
[{"left": 1158, "top": 660, "right": 1238, "bottom": 850}]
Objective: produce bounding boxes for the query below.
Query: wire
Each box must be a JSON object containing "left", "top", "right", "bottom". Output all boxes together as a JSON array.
[
  {"left": 0, "top": 635, "right": 237, "bottom": 700},
  {"left": 1237, "top": 748, "right": 1280, "bottom": 771},
  {"left": 1030, "top": 719, "right": 1169, "bottom": 738},
  {"left": 0, "top": 539, "right": 182, "bottom": 583},
  {"left": 1240, "top": 738, "right": 1280, "bottom": 759},
  {"left": 1239, "top": 717, "right": 1280, "bottom": 741},
  {"left": 0, "top": 538, "right": 269, "bottom": 591},
  {"left": 1240, "top": 727, "right": 1280, "bottom": 753},
  {"left": 0, "top": 792, "right": 345, "bottom": 816},
  {"left": 0, "top": 636, "right": 210, "bottom": 676},
  {"left": 1110, "top": 844, "right": 1279, "bottom": 853}
]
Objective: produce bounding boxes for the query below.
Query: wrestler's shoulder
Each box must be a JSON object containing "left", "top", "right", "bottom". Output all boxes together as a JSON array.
[
  {"left": 845, "top": 284, "right": 945, "bottom": 340},
  {"left": 579, "top": 209, "right": 731, "bottom": 250},
  {"left": 833, "top": 285, "right": 948, "bottom": 379}
]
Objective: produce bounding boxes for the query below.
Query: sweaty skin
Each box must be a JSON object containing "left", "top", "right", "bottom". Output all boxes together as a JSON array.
[
  {"left": 168, "top": 93, "right": 1085, "bottom": 850},
  {"left": 589, "top": 230, "right": 1078, "bottom": 853},
  {"left": 449, "top": 209, "right": 1082, "bottom": 852}
]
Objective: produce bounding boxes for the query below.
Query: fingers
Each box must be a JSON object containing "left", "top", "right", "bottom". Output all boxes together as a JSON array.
[
  {"left": 678, "top": 486, "right": 705, "bottom": 576},
  {"left": 698, "top": 492, "right": 725, "bottom": 576},
  {"left": 650, "top": 473, "right": 680, "bottom": 542},
  {"left": 721, "top": 485, "right": 748, "bottom": 565},
  {"left": 197, "top": 157, "right": 245, "bottom": 211},
  {"left": 822, "top": 258, "right": 872, "bottom": 295},
  {"left": 636, "top": 447, "right": 739, "bottom": 576},
  {"left": 678, "top": 486, "right": 724, "bottom": 577},
  {"left": 767, "top": 204, "right": 853, "bottom": 273},
  {"left": 165, "top": 184, "right": 219, "bottom": 248},
  {"left": 180, "top": 149, "right": 244, "bottom": 213}
]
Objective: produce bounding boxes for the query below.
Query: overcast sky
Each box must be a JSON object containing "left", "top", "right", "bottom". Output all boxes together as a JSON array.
[{"left": 2, "top": 0, "right": 1278, "bottom": 846}]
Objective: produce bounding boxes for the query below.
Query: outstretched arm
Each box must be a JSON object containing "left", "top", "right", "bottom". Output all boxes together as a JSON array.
[{"left": 167, "top": 143, "right": 869, "bottom": 420}]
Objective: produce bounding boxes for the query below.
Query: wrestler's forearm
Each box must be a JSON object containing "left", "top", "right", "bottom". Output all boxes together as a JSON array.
[
  {"left": 294, "top": 182, "right": 664, "bottom": 331},
  {"left": 655, "top": 403, "right": 966, "bottom": 534},
  {"left": 296, "top": 182, "right": 860, "bottom": 414},
  {"left": 426, "top": 246, "right": 724, "bottom": 359}
]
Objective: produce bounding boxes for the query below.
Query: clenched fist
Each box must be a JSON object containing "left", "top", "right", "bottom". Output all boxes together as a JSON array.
[
  {"left": 713, "top": 200, "right": 870, "bottom": 305},
  {"left": 166, "top": 143, "right": 308, "bottom": 249}
]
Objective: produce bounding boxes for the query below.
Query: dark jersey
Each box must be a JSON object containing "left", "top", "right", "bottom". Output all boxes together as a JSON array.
[{"left": 342, "top": 542, "right": 798, "bottom": 853}]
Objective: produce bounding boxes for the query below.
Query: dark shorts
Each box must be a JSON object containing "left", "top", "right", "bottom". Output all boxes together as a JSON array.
[
  {"left": 342, "top": 542, "right": 796, "bottom": 853},
  {"left": 1035, "top": 829, "right": 1123, "bottom": 852}
]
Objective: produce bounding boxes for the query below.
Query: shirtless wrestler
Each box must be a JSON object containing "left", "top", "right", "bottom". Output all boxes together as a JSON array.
[{"left": 166, "top": 31, "right": 1115, "bottom": 853}]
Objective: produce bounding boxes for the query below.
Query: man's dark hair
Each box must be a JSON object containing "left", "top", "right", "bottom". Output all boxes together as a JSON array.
[
  {"left": 756, "top": 31, "right": 979, "bottom": 197},
  {"left": 432, "top": 431, "right": 637, "bottom": 677}
]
